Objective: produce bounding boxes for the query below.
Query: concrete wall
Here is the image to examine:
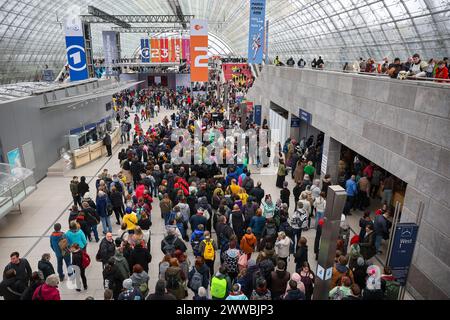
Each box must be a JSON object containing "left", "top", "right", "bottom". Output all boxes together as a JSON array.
[
  {"left": 247, "top": 65, "right": 450, "bottom": 299},
  {"left": 0, "top": 91, "right": 113, "bottom": 182}
]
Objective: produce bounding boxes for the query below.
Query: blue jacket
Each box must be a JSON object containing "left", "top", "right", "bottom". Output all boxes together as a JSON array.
[
  {"left": 226, "top": 172, "right": 239, "bottom": 186},
  {"left": 50, "top": 231, "right": 65, "bottom": 258},
  {"left": 346, "top": 179, "right": 358, "bottom": 196},
  {"left": 249, "top": 216, "right": 267, "bottom": 236},
  {"left": 96, "top": 195, "right": 109, "bottom": 218},
  {"left": 190, "top": 229, "right": 205, "bottom": 243},
  {"left": 65, "top": 229, "right": 87, "bottom": 249}
]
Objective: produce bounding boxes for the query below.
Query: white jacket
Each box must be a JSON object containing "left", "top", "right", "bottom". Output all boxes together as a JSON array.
[
  {"left": 314, "top": 197, "right": 326, "bottom": 212},
  {"left": 275, "top": 237, "right": 292, "bottom": 258}
]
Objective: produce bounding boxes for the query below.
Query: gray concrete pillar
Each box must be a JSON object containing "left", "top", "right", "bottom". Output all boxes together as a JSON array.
[{"left": 321, "top": 135, "right": 341, "bottom": 183}]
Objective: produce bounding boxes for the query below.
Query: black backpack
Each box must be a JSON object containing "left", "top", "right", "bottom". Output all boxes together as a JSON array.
[
  {"left": 167, "top": 272, "right": 180, "bottom": 289},
  {"left": 162, "top": 238, "right": 176, "bottom": 255}
]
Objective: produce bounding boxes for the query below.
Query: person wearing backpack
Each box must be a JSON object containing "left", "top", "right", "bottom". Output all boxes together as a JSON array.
[
  {"left": 199, "top": 231, "right": 217, "bottom": 277},
  {"left": 188, "top": 256, "right": 210, "bottom": 298},
  {"left": 330, "top": 255, "right": 354, "bottom": 289},
  {"left": 211, "top": 266, "right": 232, "bottom": 300},
  {"left": 118, "top": 278, "right": 143, "bottom": 300},
  {"left": 240, "top": 227, "right": 257, "bottom": 260},
  {"left": 221, "top": 236, "right": 242, "bottom": 282},
  {"left": 130, "top": 264, "right": 149, "bottom": 297},
  {"left": 381, "top": 266, "right": 400, "bottom": 300},
  {"left": 190, "top": 224, "right": 205, "bottom": 257},
  {"left": 329, "top": 276, "right": 352, "bottom": 300},
  {"left": 50, "top": 223, "right": 72, "bottom": 281},
  {"left": 32, "top": 274, "right": 60, "bottom": 301},
  {"left": 216, "top": 215, "right": 235, "bottom": 252},
  {"left": 165, "top": 258, "right": 186, "bottom": 300},
  {"left": 161, "top": 228, "right": 187, "bottom": 255},
  {"left": 70, "top": 243, "right": 88, "bottom": 292},
  {"left": 290, "top": 202, "right": 308, "bottom": 254}
]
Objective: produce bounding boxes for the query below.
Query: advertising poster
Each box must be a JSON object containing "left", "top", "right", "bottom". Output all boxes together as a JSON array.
[
  {"left": 64, "top": 14, "right": 88, "bottom": 81},
  {"left": 151, "top": 38, "right": 161, "bottom": 63},
  {"left": 248, "top": 0, "right": 266, "bottom": 64},
  {"left": 182, "top": 37, "right": 191, "bottom": 64},
  {"left": 140, "top": 38, "right": 150, "bottom": 63},
  {"left": 7, "top": 148, "right": 22, "bottom": 170},
  {"left": 102, "top": 31, "right": 118, "bottom": 76},
  {"left": 190, "top": 19, "right": 209, "bottom": 82}
]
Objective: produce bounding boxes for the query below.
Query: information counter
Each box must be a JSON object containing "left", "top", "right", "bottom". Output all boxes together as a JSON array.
[{"left": 72, "top": 126, "right": 120, "bottom": 168}]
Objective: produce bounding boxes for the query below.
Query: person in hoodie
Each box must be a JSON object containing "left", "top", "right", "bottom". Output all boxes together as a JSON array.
[
  {"left": 130, "top": 264, "right": 149, "bottom": 292},
  {"left": 190, "top": 224, "right": 205, "bottom": 257},
  {"left": 118, "top": 278, "right": 143, "bottom": 300},
  {"left": 240, "top": 227, "right": 257, "bottom": 260},
  {"left": 331, "top": 255, "right": 354, "bottom": 289},
  {"left": 37, "top": 253, "right": 55, "bottom": 280},
  {"left": 270, "top": 260, "right": 290, "bottom": 300},
  {"left": 283, "top": 280, "right": 306, "bottom": 300},
  {"left": 96, "top": 191, "right": 112, "bottom": 235},
  {"left": 50, "top": 223, "right": 72, "bottom": 281},
  {"left": 32, "top": 274, "right": 60, "bottom": 301},
  {"left": 226, "top": 283, "right": 248, "bottom": 300}
]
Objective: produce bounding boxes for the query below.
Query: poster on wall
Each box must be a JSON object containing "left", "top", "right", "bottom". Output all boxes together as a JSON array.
[
  {"left": 7, "top": 148, "right": 22, "bottom": 170},
  {"left": 248, "top": 0, "right": 266, "bottom": 64},
  {"left": 190, "top": 19, "right": 209, "bottom": 82}
]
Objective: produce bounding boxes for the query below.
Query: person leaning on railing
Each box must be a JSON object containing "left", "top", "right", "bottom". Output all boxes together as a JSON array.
[{"left": 434, "top": 60, "right": 449, "bottom": 83}]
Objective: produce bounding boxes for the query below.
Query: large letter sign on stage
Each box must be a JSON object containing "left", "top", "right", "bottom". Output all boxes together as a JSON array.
[
  {"left": 190, "top": 19, "right": 209, "bottom": 82},
  {"left": 64, "top": 15, "right": 88, "bottom": 81}
]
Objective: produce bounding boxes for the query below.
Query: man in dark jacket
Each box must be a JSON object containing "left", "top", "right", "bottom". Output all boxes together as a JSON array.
[
  {"left": 242, "top": 173, "right": 255, "bottom": 193},
  {"left": 280, "top": 181, "right": 291, "bottom": 208},
  {"left": 110, "top": 186, "right": 124, "bottom": 225},
  {"left": 130, "top": 242, "right": 152, "bottom": 273},
  {"left": 360, "top": 224, "right": 376, "bottom": 260},
  {"left": 0, "top": 269, "right": 25, "bottom": 300},
  {"left": 374, "top": 211, "right": 391, "bottom": 254},
  {"left": 3, "top": 252, "right": 32, "bottom": 288},
  {"left": 37, "top": 254, "right": 55, "bottom": 280},
  {"left": 97, "top": 233, "right": 116, "bottom": 268},
  {"left": 270, "top": 260, "right": 290, "bottom": 300},
  {"left": 190, "top": 210, "right": 208, "bottom": 234},
  {"left": 103, "top": 132, "right": 112, "bottom": 157},
  {"left": 249, "top": 182, "right": 265, "bottom": 205},
  {"left": 161, "top": 229, "right": 187, "bottom": 255},
  {"left": 215, "top": 215, "right": 235, "bottom": 251}
]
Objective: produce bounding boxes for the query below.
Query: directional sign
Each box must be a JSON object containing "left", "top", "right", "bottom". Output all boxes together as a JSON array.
[
  {"left": 299, "top": 108, "right": 312, "bottom": 124},
  {"left": 388, "top": 223, "right": 419, "bottom": 286},
  {"left": 316, "top": 264, "right": 325, "bottom": 280},
  {"left": 325, "top": 267, "right": 333, "bottom": 281}
]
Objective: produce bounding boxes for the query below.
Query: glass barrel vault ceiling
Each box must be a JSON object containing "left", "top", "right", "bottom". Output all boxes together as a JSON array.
[{"left": 0, "top": 0, "right": 449, "bottom": 84}]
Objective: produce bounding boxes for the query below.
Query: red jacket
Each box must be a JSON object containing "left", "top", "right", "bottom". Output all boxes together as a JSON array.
[
  {"left": 435, "top": 66, "right": 449, "bottom": 82},
  {"left": 32, "top": 284, "right": 61, "bottom": 301}
]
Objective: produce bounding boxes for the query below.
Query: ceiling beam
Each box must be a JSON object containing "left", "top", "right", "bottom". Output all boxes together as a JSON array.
[
  {"left": 111, "top": 27, "right": 187, "bottom": 33},
  {"left": 80, "top": 14, "right": 194, "bottom": 24},
  {"left": 87, "top": 5, "right": 131, "bottom": 28}
]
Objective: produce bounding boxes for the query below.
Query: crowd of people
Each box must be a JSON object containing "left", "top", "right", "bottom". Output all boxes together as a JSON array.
[{"left": 1, "top": 62, "right": 401, "bottom": 301}]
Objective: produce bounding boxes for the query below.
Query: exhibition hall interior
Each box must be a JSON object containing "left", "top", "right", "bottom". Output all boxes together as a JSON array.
[{"left": 0, "top": 0, "right": 449, "bottom": 303}]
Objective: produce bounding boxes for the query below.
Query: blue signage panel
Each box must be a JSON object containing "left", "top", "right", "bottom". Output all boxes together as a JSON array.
[
  {"left": 65, "top": 36, "right": 89, "bottom": 81},
  {"left": 388, "top": 223, "right": 419, "bottom": 286},
  {"left": 254, "top": 105, "right": 262, "bottom": 125},
  {"left": 291, "top": 115, "right": 301, "bottom": 127},
  {"left": 299, "top": 108, "right": 312, "bottom": 124},
  {"left": 248, "top": 0, "right": 266, "bottom": 64},
  {"left": 140, "top": 38, "right": 150, "bottom": 63}
]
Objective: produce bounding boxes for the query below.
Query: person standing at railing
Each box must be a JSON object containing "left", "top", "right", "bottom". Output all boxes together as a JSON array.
[
  {"left": 387, "top": 58, "right": 403, "bottom": 79},
  {"left": 311, "top": 58, "right": 317, "bottom": 69},
  {"left": 297, "top": 58, "right": 306, "bottom": 68},
  {"left": 435, "top": 60, "right": 449, "bottom": 83},
  {"left": 316, "top": 56, "right": 324, "bottom": 69},
  {"left": 408, "top": 53, "right": 428, "bottom": 78}
]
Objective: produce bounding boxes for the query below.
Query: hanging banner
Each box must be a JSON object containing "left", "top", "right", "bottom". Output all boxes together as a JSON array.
[
  {"left": 151, "top": 38, "right": 161, "bottom": 63},
  {"left": 182, "top": 37, "right": 191, "bottom": 64},
  {"left": 64, "top": 15, "right": 88, "bottom": 81},
  {"left": 265, "top": 20, "right": 269, "bottom": 64},
  {"left": 102, "top": 31, "right": 118, "bottom": 76},
  {"left": 190, "top": 19, "right": 209, "bottom": 82},
  {"left": 140, "top": 38, "right": 150, "bottom": 63},
  {"left": 248, "top": 0, "right": 266, "bottom": 64},
  {"left": 175, "top": 38, "right": 182, "bottom": 62},
  {"left": 160, "top": 37, "right": 169, "bottom": 63}
]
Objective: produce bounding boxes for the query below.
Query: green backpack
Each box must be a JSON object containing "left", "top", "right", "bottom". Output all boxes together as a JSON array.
[
  {"left": 211, "top": 277, "right": 227, "bottom": 299},
  {"left": 384, "top": 280, "right": 400, "bottom": 300}
]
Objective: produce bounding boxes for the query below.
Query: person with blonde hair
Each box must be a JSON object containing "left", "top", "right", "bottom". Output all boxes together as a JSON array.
[{"left": 275, "top": 231, "right": 292, "bottom": 266}]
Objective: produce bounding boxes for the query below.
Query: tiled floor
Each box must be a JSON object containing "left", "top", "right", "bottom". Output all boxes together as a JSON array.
[{"left": 0, "top": 107, "right": 402, "bottom": 300}]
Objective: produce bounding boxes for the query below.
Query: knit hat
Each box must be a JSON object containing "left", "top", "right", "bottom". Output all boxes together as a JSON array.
[
  {"left": 350, "top": 235, "right": 360, "bottom": 245},
  {"left": 125, "top": 207, "right": 132, "bottom": 214},
  {"left": 123, "top": 278, "right": 133, "bottom": 290}
]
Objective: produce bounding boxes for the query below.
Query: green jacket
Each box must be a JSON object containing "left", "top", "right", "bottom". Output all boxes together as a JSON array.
[
  {"left": 277, "top": 164, "right": 286, "bottom": 176},
  {"left": 70, "top": 181, "right": 79, "bottom": 196}
]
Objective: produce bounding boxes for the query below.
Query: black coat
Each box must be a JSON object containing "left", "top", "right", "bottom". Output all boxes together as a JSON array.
[
  {"left": 280, "top": 188, "right": 291, "bottom": 207},
  {"left": 230, "top": 210, "right": 246, "bottom": 240},
  {"left": 250, "top": 187, "right": 265, "bottom": 204},
  {"left": 98, "top": 238, "right": 116, "bottom": 264},
  {"left": 314, "top": 224, "right": 322, "bottom": 255},
  {"left": 110, "top": 191, "right": 124, "bottom": 208},
  {"left": 0, "top": 277, "right": 25, "bottom": 300},
  {"left": 160, "top": 235, "right": 187, "bottom": 254},
  {"left": 360, "top": 231, "right": 376, "bottom": 260},
  {"left": 37, "top": 260, "right": 55, "bottom": 280},
  {"left": 3, "top": 259, "right": 32, "bottom": 287},
  {"left": 294, "top": 245, "right": 308, "bottom": 268},
  {"left": 78, "top": 181, "right": 90, "bottom": 197},
  {"left": 130, "top": 247, "right": 152, "bottom": 273}
]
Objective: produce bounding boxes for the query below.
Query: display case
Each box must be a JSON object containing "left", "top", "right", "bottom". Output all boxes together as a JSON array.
[{"left": 0, "top": 163, "right": 37, "bottom": 219}]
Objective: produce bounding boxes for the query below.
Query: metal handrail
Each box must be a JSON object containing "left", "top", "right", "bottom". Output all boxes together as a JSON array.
[{"left": 273, "top": 65, "right": 450, "bottom": 84}]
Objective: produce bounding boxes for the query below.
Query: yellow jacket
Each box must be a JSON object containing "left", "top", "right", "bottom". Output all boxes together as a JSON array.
[{"left": 123, "top": 213, "right": 137, "bottom": 231}]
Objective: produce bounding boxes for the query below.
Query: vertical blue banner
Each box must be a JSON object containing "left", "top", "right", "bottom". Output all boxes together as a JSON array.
[
  {"left": 140, "top": 38, "right": 150, "bottom": 63},
  {"left": 64, "top": 15, "right": 88, "bottom": 81},
  {"left": 248, "top": 0, "right": 266, "bottom": 64},
  {"left": 254, "top": 105, "right": 262, "bottom": 125}
]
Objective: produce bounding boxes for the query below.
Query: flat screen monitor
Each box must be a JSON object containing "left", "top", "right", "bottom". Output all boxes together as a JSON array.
[{"left": 78, "top": 134, "right": 87, "bottom": 147}]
